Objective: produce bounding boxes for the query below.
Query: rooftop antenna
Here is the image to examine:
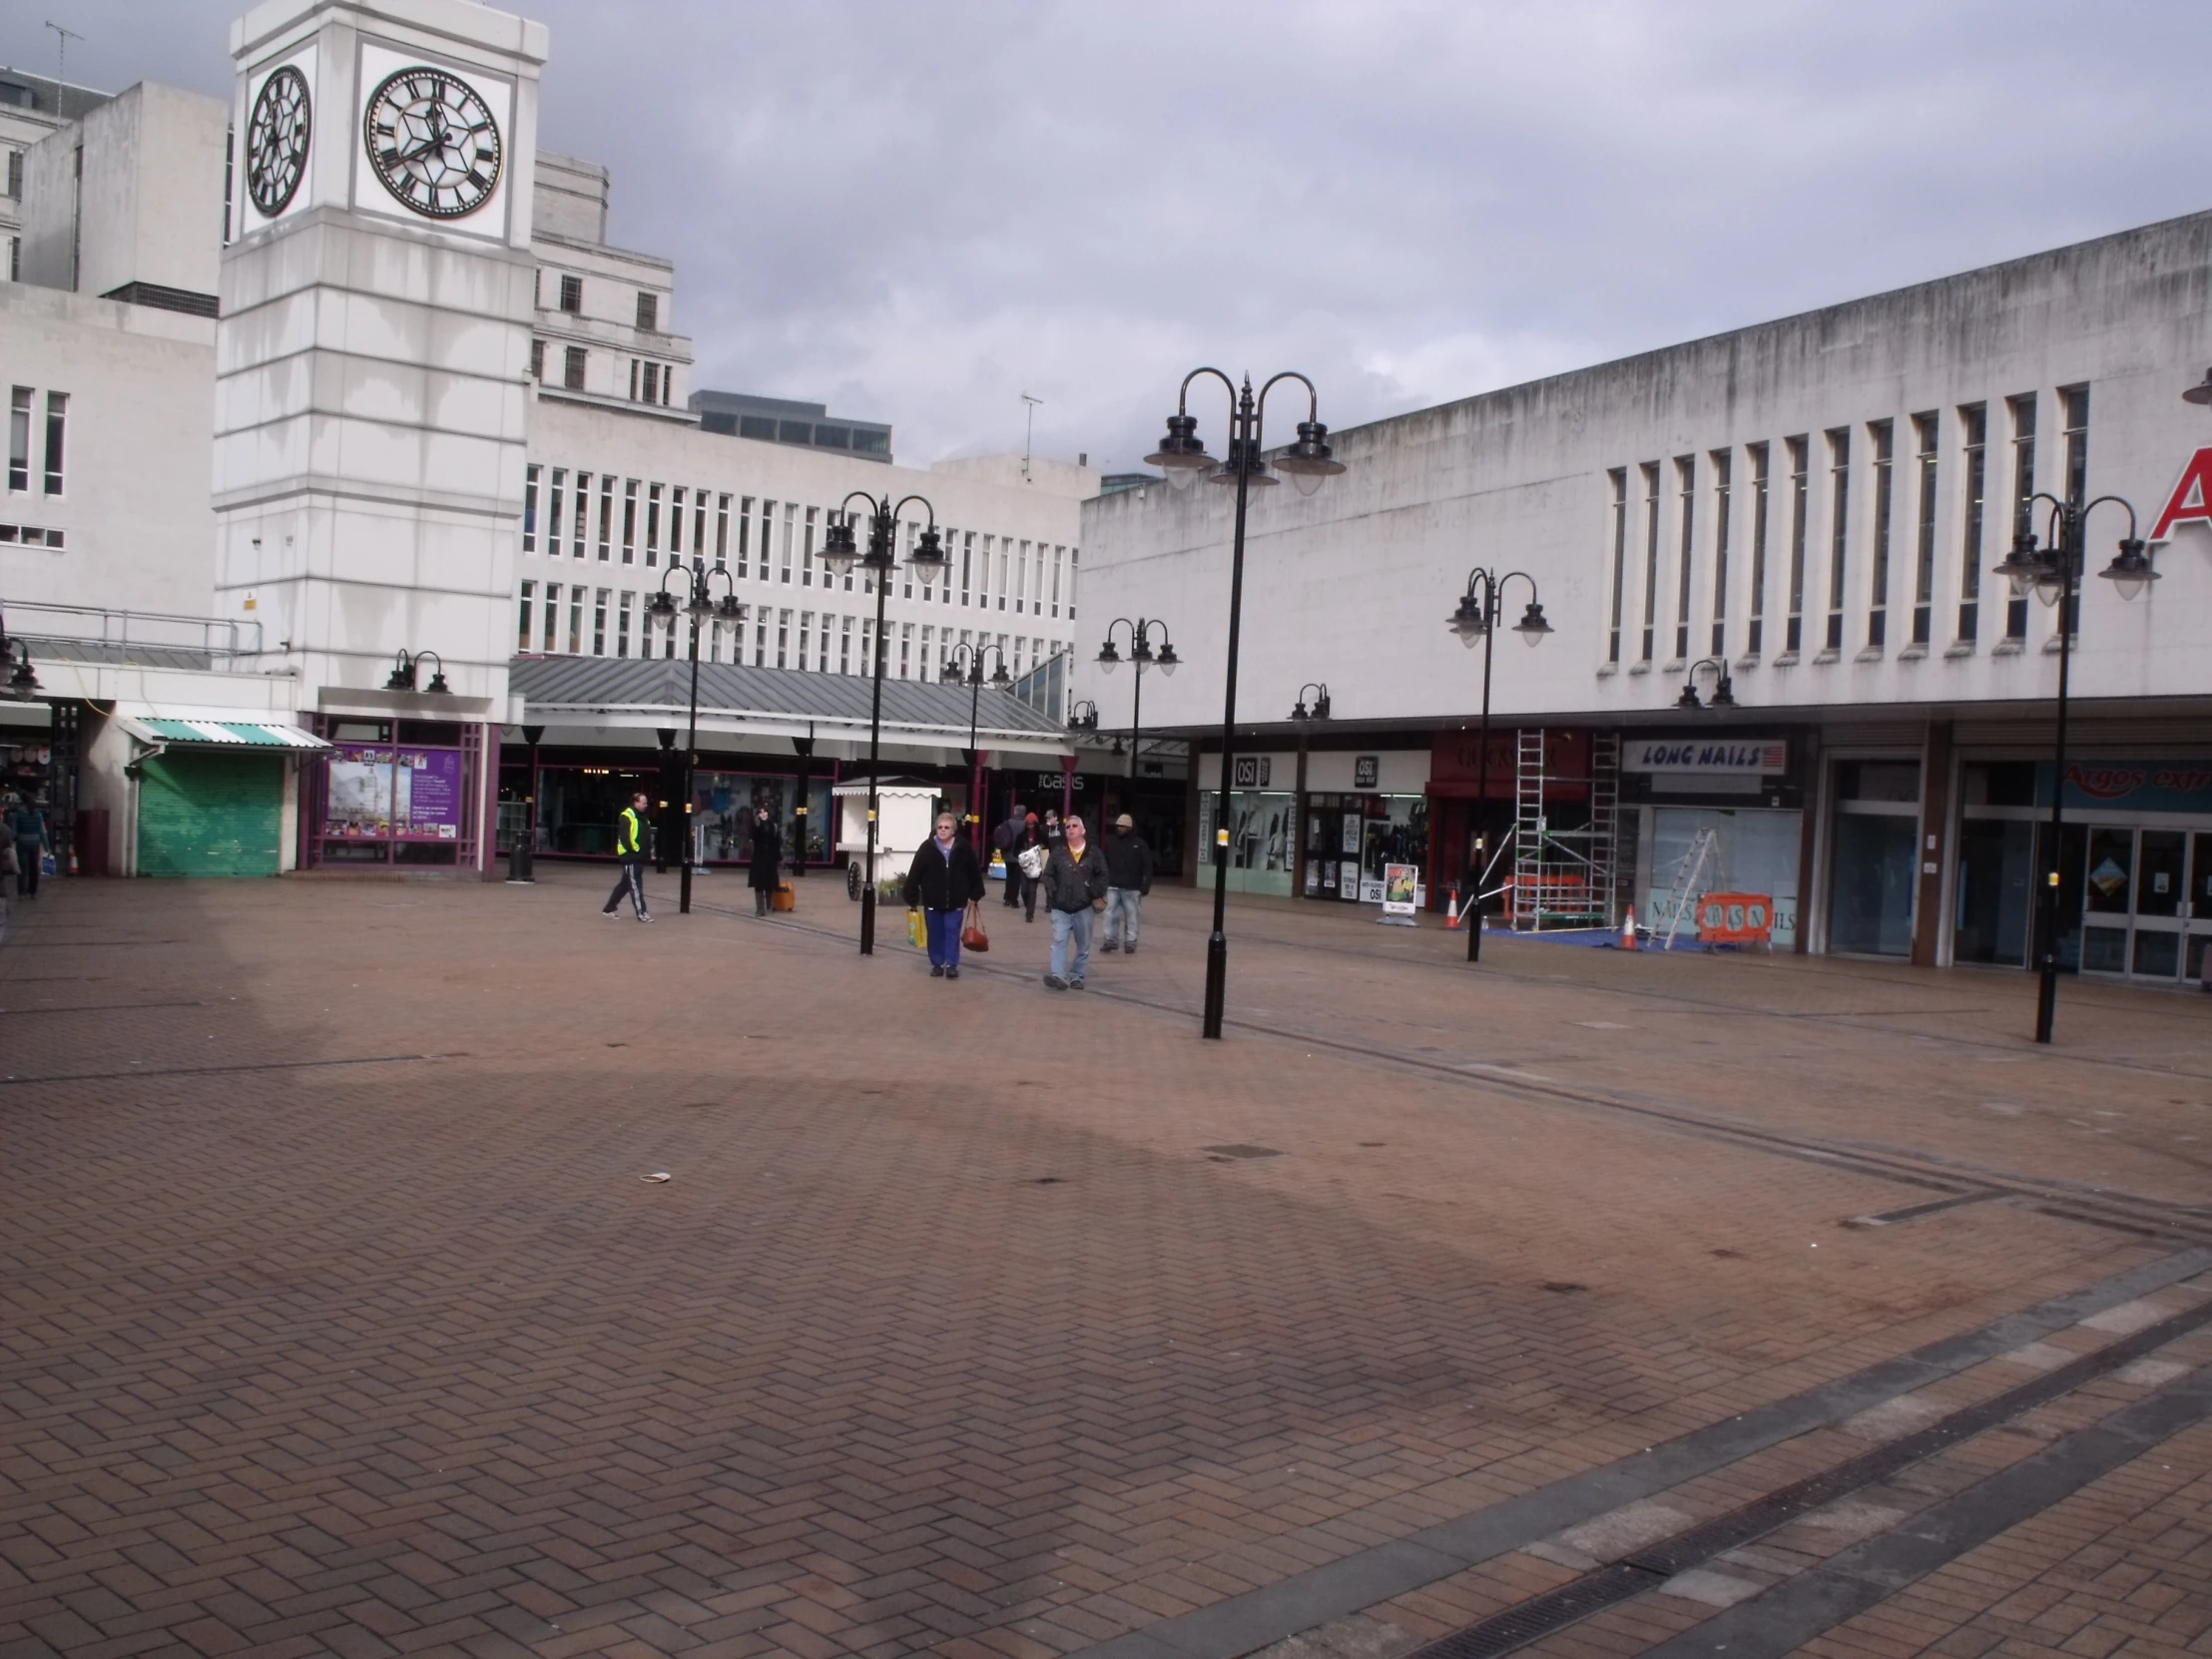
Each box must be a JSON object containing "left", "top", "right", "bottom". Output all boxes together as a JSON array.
[
  {"left": 44, "top": 22, "right": 83, "bottom": 112},
  {"left": 1020, "top": 392, "right": 1042, "bottom": 483}
]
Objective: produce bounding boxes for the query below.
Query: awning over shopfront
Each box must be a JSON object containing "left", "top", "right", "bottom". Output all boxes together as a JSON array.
[
  {"left": 509, "top": 655, "right": 1075, "bottom": 762},
  {"left": 116, "top": 715, "right": 330, "bottom": 750}
]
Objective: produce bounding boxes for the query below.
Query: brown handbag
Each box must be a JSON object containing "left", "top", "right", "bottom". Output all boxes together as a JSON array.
[{"left": 960, "top": 899, "right": 989, "bottom": 952}]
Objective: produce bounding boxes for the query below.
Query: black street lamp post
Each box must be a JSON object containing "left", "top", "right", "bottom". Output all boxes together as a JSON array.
[
  {"left": 1146, "top": 369, "right": 1346, "bottom": 1038},
  {"left": 1290, "top": 684, "right": 1330, "bottom": 897},
  {"left": 1990, "top": 492, "right": 2157, "bottom": 1042},
  {"left": 941, "top": 641, "right": 1011, "bottom": 854},
  {"left": 823, "top": 491, "right": 949, "bottom": 954},
  {"left": 1445, "top": 568, "right": 1552, "bottom": 961},
  {"left": 1095, "top": 617, "right": 1179, "bottom": 816},
  {"left": 1675, "top": 658, "right": 1737, "bottom": 711},
  {"left": 647, "top": 557, "right": 746, "bottom": 915}
]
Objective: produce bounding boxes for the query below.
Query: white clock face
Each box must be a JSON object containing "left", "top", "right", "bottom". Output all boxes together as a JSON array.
[
  {"left": 362, "top": 65, "right": 503, "bottom": 220},
  {"left": 246, "top": 64, "right": 311, "bottom": 218}
]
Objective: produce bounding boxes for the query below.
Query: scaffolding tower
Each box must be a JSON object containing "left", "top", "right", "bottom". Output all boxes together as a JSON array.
[{"left": 1507, "top": 729, "right": 1622, "bottom": 932}]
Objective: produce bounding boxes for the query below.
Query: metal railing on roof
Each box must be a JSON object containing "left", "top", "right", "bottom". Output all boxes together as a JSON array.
[{"left": 5, "top": 600, "right": 264, "bottom": 661}]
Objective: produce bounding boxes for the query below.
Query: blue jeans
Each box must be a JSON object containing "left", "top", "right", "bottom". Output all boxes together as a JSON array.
[
  {"left": 925, "top": 907, "right": 962, "bottom": 968},
  {"left": 1103, "top": 887, "right": 1142, "bottom": 947},
  {"left": 1049, "top": 906, "right": 1092, "bottom": 981}
]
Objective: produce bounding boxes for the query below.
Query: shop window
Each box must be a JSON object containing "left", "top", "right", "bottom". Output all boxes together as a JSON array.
[
  {"left": 1953, "top": 818, "right": 2032, "bottom": 965},
  {"left": 1829, "top": 758, "right": 1919, "bottom": 957}
]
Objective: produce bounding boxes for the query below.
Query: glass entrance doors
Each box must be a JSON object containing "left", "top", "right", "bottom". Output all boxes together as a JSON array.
[{"left": 2070, "top": 825, "right": 2211, "bottom": 981}]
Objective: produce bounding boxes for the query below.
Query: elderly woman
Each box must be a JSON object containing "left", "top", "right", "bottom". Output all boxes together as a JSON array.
[
  {"left": 1040, "top": 814, "right": 1108, "bottom": 990},
  {"left": 903, "top": 811, "right": 985, "bottom": 978}
]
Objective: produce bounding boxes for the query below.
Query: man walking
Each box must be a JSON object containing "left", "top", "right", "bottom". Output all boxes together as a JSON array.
[
  {"left": 903, "top": 811, "right": 985, "bottom": 979},
  {"left": 1041, "top": 814, "right": 1107, "bottom": 990},
  {"left": 1098, "top": 813, "right": 1153, "bottom": 954},
  {"left": 602, "top": 791, "right": 653, "bottom": 921},
  {"left": 7, "top": 796, "right": 48, "bottom": 898},
  {"left": 994, "top": 802, "right": 1026, "bottom": 908}
]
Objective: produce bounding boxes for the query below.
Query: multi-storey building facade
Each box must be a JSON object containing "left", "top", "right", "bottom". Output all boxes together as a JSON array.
[{"left": 1080, "top": 213, "right": 2212, "bottom": 985}]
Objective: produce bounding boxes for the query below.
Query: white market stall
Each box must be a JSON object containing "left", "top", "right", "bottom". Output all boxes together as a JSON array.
[{"left": 831, "top": 778, "right": 944, "bottom": 899}]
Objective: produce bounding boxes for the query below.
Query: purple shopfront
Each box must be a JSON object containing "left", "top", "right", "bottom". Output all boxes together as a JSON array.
[{"left": 296, "top": 718, "right": 494, "bottom": 871}]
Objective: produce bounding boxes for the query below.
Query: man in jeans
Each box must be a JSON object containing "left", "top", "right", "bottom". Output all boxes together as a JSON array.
[
  {"left": 1040, "top": 814, "right": 1107, "bottom": 990},
  {"left": 601, "top": 791, "right": 654, "bottom": 921},
  {"left": 1098, "top": 813, "right": 1152, "bottom": 954}
]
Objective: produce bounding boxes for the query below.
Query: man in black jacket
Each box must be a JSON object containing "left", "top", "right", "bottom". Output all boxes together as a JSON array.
[
  {"left": 994, "top": 803, "right": 1026, "bottom": 908},
  {"left": 1099, "top": 813, "right": 1153, "bottom": 954},
  {"left": 903, "top": 811, "right": 986, "bottom": 978}
]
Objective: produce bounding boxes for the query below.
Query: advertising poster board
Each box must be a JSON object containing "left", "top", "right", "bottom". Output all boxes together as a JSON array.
[{"left": 1380, "top": 861, "right": 1419, "bottom": 926}]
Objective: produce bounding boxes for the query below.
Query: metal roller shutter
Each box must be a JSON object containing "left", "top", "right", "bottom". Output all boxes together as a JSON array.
[{"left": 138, "top": 751, "right": 282, "bottom": 876}]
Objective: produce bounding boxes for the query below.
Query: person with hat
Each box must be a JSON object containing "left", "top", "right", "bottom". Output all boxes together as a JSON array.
[{"left": 1099, "top": 812, "right": 1153, "bottom": 954}]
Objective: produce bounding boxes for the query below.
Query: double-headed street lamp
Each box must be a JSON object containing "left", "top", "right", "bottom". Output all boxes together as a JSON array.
[
  {"left": 382, "top": 649, "right": 450, "bottom": 694},
  {"left": 1445, "top": 567, "right": 1552, "bottom": 962},
  {"left": 823, "top": 490, "right": 949, "bottom": 954},
  {"left": 1290, "top": 684, "right": 1331, "bottom": 897},
  {"left": 647, "top": 557, "right": 746, "bottom": 914},
  {"left": 1095, "top": 617, "right": 1179, "bottom": 812},
  {"left": 1675, "top": 657, "right": 1736, "bottom": 710},
  {"left": 941, "top": 640, "right": 1012, "bottom": 852},
  {"left": 0, "top": 610, "right": 40, "bottom": 701},
  {"left": 1989, "top": 491, "right": 2157, "bottom": 1044},
  {"left": 1147, "top": 369, "right": 1346, "bottom": 1038}
]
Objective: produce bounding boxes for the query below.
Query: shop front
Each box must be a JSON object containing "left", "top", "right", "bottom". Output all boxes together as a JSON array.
[
  {"left": 1299, "top": 746, "right": 1432, "bottom": 903},
  {"left": 1624, "top": 733, "right": 1803, "bottom": 950},
  {"left": 1429, "top": 728, "right": 1595, "bottom": 921},
  {"left": 1953, "top": 757, "right": 2212, "bottom": 984},
  {"left": 1196, "top": 753, "right": 1297, "bottom": 896},
  {"left": 303, "top": 719, "right": 485, "bottom": 869}
]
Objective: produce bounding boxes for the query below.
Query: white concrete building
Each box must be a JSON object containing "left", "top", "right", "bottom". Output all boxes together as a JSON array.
[
  {"left": 1079, "top": 216, "right": 2212, "bottom": 985},
  {"left": 0, "top": 0, "right": 1088, "bottom": 884}
]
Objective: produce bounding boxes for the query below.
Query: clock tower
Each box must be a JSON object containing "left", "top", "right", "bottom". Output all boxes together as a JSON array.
[{"left": 216, "top": 0, "right": 547, "bottom": 873}]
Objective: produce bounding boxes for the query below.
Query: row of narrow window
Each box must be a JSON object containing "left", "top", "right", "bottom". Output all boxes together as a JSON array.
[
  {"left": 526, "top": 340, "right": 673, "bottom": 403},
  {"left": 1605, "top": 387, "right": 2085, "bottom": 668},
  {"left": 7, "top": 385, "right": 67, "bottom": 496},
  {"left": 541, "top": 271, "right": 661, "bottom": 333},
  {"left": 522, "top": 464, "right": 1076, "bottom": 620},
  {"left": 515, "top": 579, "right": 1061, "bottom": 685}
]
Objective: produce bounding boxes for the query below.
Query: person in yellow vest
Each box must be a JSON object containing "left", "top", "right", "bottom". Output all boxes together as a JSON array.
[{"left": 601, "top": 791, "right": 654, "bottom": 921}]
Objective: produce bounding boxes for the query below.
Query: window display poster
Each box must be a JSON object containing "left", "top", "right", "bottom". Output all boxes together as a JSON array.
[
  {"left": 400, "top": 750, "right": 463, "bottom": 838},
  {"left": 326, "top": 746, "right": 392, "bottom": 837},
  {"left": 1382, "top": 862, "right": 1418, "bottom": 915}
]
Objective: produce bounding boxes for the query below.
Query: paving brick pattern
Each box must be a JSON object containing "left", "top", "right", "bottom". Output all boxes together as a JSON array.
[{"left": 0, "top": 872, "right": 2205, "bottom": 1657}]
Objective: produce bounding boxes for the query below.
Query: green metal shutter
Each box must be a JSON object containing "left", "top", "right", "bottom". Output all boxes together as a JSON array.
[{"left": 137, "top": 751, "right": 282, "bottom": 877}]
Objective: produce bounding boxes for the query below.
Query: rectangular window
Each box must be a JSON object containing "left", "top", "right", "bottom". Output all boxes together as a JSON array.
[
  {"left": 641, "top": 362, "right": 661, "bottom": 404},
  {"left": 753, "top": 616, "right": 767, "bottom": 666},
  {"left": 1824, "top": 427, "right": 1850, "bottom": 652},
  {"left": 716, "top": 494, "right": 731, "bottom": 567},
  {"left": 996, "top": 538, "right": 1009, "bottom": 611},
  {"left": 1867, "top": 421, "right": 1893, "bottom": 649},
  {"left": 781, "top": 503, "right": 795, "bottom": 584},
  {"left": 1709, "top": 449, "right": 1731, "bottom": 657},
  {"left": 528, "top": 338, "right": 544, "bottom": 380},
  {"left": 558, "top": 274, "right": 582, "bottom": 312},
  {"left": 618, "top": 591, "right": 633, "bottom": 657},
  {"left": 799, "top": 612, "right": 813, "bottom": 671},
  {"left": 803, "top": 506, "right": 818, "bottom": 586},
  {"left": 669, "top": 486, "right": 685, "bottom": 557},
  {"left": 646, "top": 483, "right": 662, "bottom": 565},
  {"left": 563, "top": 346, "right": 586, "bottom": 391},
  {"left": 42, "top": 392, "right": 66, "bottom": 495},
  {"left": 1052, "top": 546, "right": 1065, "bottom": 617},
  {"left": 1746, "top": 443, "right": 1769, "bottom": 656},
  {"left": 8, "top": 387, "right": 30, "bottom": 492},
  {"left": 593, "top": 589, "right": 608, "bottom": 656},
  {"left": 2059, "top": 385, "right": 2089, "bottom": 636},
  {"left": 1606, "top": 467, "right": 1627, "bottom": 664},
  {"left": 1786, "top": 436, "right": 1809, "bottom": 653},
  {"left": 548, "top": 469, "right": 565, "bottom": 564},
  {"left": 1912, "top": 413, "right": 1937, "bottom": 645},
  {"left": 636, "top": 291, "right": 658, "bottom": 331},
  {"left": 1958, "top": 404, "right": 1985, "bottom": 641},
  {"left": 629, "top": 359, "right": 639, "bottom": 400},
  {"left": 1067, "top": 546, "right": 1078, "bottom": 621},
  {"left": 737, "top": 496, "right": 753, "bottom": 578},
  {"left": 960, "top": 531, "right": 973, "bottom": 607},
  {"left": 770, "top": 609, "right": 785, "bottom": 669},
  {"left": 518, "top": 580, "right": 535, "bottom": 652},
  {"left": 622, "top": 479, "right": 638, "bottom": 563},
  {"left": 2006, "top": 394, "right": 2035, "bottom": 640},
  {"left": 523, "top": 462, "right": 539, "bottom": 552},
  {"left": 597, "top": 474, "right": 614, "bottom": 561},
  {"left": 840, "top": 615, "right": 852, "bottom": 674},
  {"left": 568, "top": 587, "right": 584, "bottom": 655},
  {"left": 693, "top": 489, "right": 707, "bottom": 558},
  {"left": 542, "top": 582, "right": 560, "bottom": 653},
  {"left": 1640, "top": 461, "right": 1660, "bottom": 662},
  {"left": 1673, "top": 456, "right": 1695, "bottom": 662},
  {"left": 572, "top": 471, "right": 590, "bottom": 557},
  {"left": 899, "top": 622, "right": 913, "bottom": 679}
]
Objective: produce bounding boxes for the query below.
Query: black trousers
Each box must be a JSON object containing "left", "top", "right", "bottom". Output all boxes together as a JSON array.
[
  {"left": 603, "top": 857, "right": 647, "bottom": 916},
  {"left": 15, "top": 842, "right": 38, "bottom": 896}
]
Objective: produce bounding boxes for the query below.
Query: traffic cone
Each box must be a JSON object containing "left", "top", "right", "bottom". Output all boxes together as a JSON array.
[
  {"left": 1444, "top": 882, "right": 1460, "bottom": 929},
  {"left": 68, "top": 847, "right": 79, "bottom": 876},
  {"left": 1620, "top": 905, "right": 1637, "bottom": 950}
]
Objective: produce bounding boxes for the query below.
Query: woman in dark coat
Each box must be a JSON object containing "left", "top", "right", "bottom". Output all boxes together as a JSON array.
[
  {"left": 747, "top": 807, "right": 784, "bottom": 915},
  {"left": 902, "top": 811, "right": 986, "bottom": 978}
]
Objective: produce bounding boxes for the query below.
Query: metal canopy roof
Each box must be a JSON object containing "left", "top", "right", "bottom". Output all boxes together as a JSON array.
[
  {"left": 118, "top": 716, "right": 329, "bottom": 750},
  {"left": 509, "top": 655, "right": 1071, "bottom": 752}
]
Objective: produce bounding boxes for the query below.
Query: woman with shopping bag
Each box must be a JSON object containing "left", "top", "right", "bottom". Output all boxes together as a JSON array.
[{"left": 901, "top": 811, "right": 986, "bottom": 980}]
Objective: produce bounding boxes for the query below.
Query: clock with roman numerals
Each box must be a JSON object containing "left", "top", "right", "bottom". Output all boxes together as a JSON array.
[
  {"left": 246, "top": 64, "right": 311, "bottom": 218},
  {"left": 362, "top": 65, "right": 502, "bottom": 221}
]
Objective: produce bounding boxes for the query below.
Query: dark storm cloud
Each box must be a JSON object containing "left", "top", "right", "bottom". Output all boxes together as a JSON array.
[{"left": 10, "top": 1, "right": 2208, "bottom": 467}]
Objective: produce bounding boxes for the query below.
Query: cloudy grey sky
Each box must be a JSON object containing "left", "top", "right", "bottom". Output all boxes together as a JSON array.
[{"left": 7, "top": 2, "right": 2209, "bottom": 470}]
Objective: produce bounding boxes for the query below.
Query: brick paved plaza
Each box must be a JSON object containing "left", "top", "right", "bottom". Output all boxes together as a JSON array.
[{"left": 3, "top": 869, "right": 2209, "bottom": 1659}]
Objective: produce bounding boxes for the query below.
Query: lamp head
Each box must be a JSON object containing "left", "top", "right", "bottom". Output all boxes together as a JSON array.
[
  {"left": 1514, "top": 600, "right": 1552, "bottom": 645},
  {"left": 4, "top": 650, "right": 38, "bottom": 700},
  {"left": 1208, "top": 436, "right": 1275, "bottom": 488},
  {"left": 424, "top": 667, "right": 450, "bottom": 694},
  {"left": 1276, "top": 420, "right": 1347, "bottom": 497},
  {"left": 2098, "top": 536, "right": 2158, "bottom": 601},
  {"left": 1675, "top": 682, "right": 1702, "bottom": 712},
  {"left": 1314, "top": 687, "right": 1331, "bottom": 719},
  {"left": 1154, "top": 640, "right": 1179, "bottom": 677},
  {"left": 1290, "top": 699, "right": 1309, "bottom": 722},
  {"left": 383, "top": 650, "right": 416, "bottom": 692},
  {"left": 1096, "top": 637, "right": 1121, "bottom": 675},
  {"left": 908, "top": 525, "right": 948, "bottom": 586},
  {"left": 1146, "top": 412, "right": 1211, "bottom": 490},
  {"left": 2185, "top": 368, "right": 2212, "bottom": 406},
  {"left": 1448, "top": 591, "right": 1487, "bottom": 647},
  {"left": 714, "top": 593, "right": 746, "bottom": 625},
  {"left": 1993, "top": 532, "right": 2047, "bottom": 599},
  {"left": 821, "top": 518, "right": 859, "bottom": 578},
  {"left": 1710, "top": 672, "right": 1736, "bottom": 708},
  {"left": 647, "top": 589, "right": 679, "bottom": 623},
  {"left": 989, "top": 660, "right": 1012, "bottom": 689}
]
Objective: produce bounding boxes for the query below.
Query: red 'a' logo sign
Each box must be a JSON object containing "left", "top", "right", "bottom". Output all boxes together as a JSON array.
[{"left": 2149, "top": 446, "right": 2212, "bottom": 541}]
